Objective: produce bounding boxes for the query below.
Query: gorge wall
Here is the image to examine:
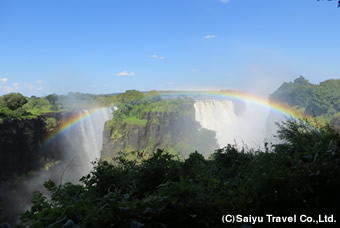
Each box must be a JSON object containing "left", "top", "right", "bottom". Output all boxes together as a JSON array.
[
  {"left": 0, "top": 113, "right": 62, "bottom": 181},
  {"left": 101, "top": 97, "right": 274, "bottom": 160},
  {"left": 101, "top": 101, "right": 218, "bottom": 160}
]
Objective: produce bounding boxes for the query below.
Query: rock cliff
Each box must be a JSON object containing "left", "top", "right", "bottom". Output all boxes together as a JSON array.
[
  {"left": 0, "top": 112, "right": 66, "bottom": 181},
  {"left": 101, "top": 102, "right": 218, "bottom": 160}
]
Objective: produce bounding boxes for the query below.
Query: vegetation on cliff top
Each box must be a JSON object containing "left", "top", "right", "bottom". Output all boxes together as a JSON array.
[
  {"left": 270, "top": 76, "right": 340, "bottom": 128},
  {"left": 0, "top": 92, "right": 117, "bottom": 122},
  {"left": 16, "top": 118, "right": 340, "bottom": 228}
]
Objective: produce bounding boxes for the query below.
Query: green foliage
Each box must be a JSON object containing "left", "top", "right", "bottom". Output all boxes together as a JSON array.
[
  {"left": 19, "top": 119, "right": 340, "bottom": 227},
  {"left": 271, "top": 76, "right": 340, "bottom": 125},
  {"left": 45, "top": 94, "right": 59, "bottom": 110},
  {"left": 331, "top": 113, "right": 340, "bottom": 130},
  {"left": 124, "top": 117, "right": 147, "bottom": 127},
  {"left": 23, "top": 96, "right": 55, "bottom": 114},
  {"left": 0, "top": 92, "right": 117, "bottom": 122},
  {"left": 305, "top": 79, "right": 340, "bottom": 118},
  {"left": 271, "top": 76, "right": 315, "bottom": 107},
  {"left": 116, "top": 90, "right": 145, "bottom": 103},
  {"left": 45, "top": 94, "right": 57, "bottom": 105},
  {"left": 44, "top": 117, "right": 57, "bottom": 132},
  {"left": 53, "top": 92, "right": 117, "bottom": 110},
  {"left": 0, "top": 94, "right": 56, "bottom": 120},
  {"left": 1, "top": 93, "right": 28, "bottom": 110}
]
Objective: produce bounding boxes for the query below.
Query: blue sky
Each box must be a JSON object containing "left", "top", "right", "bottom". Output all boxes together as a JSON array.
[{"left": 0, "top": 0, "right": 339, "bottom": 96}]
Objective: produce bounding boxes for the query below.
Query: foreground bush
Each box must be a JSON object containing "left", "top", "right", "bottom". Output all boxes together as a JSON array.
[{"left": 18, "top": 119, "right": 340, "bottom": 227}]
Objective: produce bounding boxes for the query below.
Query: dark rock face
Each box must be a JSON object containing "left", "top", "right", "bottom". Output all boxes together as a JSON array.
[
  {"left": 0, "top": 117, "right": 47, "bottom": 181},
  {"left": 0, "top": 112, "right": 67, "bottom": 181},
  {"left": 101, "top": 107, "right": 218, "bottom": 160},
  {"left": 0, "top": 117, "right": 51, "bottom": 224}
]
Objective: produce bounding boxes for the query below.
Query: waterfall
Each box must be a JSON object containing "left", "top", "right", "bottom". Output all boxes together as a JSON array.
[
  {"left": 194, "top": 100, "right": 270, "bottom": 148},
  {"left": 56, "top": 107, "right": 112, "bottom": 183},
  {"left": 0, "top": 108, "right": 113, "bottom": 223}
]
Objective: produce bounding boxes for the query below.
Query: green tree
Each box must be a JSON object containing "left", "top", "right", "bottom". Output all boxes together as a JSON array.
[
  {"left": 117, "top": 90, "right": 145, "bottom": 103},
  {"left": 46, "top": 94, "right": 58, "bottom": 106},
  {"left": 2, "top": 93, "right": 28, "bottom": 110},
  {"left": 270, "top": 76, "right": 315, "bottom": 107},
  {"left": 271, "top": 77, "right": 340, "bottom": 123},
  {"left": 145, "top": 90, "right": 161, "bottom": 102}
]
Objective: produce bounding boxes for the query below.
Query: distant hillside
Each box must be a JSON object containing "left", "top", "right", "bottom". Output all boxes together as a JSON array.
[{"left": 270, "top": 76, "right": 340, "bottom": 129}]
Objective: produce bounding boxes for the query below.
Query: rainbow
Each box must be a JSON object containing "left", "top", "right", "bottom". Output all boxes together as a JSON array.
[
  {"left": 44, "top": 90, "right": 312, "bottom": 145},
  {"left": 44, "top": 107, "right": 109, "bottom": 145},
  {"left": 158, "top": 90, "right": 306, "bottom": 120}
]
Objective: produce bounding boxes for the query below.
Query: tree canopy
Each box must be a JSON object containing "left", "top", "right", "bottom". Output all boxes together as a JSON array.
[
  {"left": 270, "top": 76, "right": 340, "bottom": 126},
  {"left": 16, "top": 119, "right": 340, "bottom": 227},
  {"left": 1, "top": 93, "right": 27, "bottom": 110}
]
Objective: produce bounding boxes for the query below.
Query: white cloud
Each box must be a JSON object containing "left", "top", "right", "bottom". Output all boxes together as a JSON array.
[
  {"left": 37, "top": 80, "right": 43, "bottom": 84},
  {"left": 0, "top": 78, "right": 8, "bottom": 83},
  {"left": 0, "top": 82, "right": 19, "bottom": 93},
  {"left": 116, "top": 71, "right": 135, "bottom": 77},
  {"left": 151, "top": 54, "right": 164, "bottom": 60},
  {"left": 220, "top": 0, "right": 231, "bottom": 4},
  {"left": 203, "top": 34, "right": 216, "bottom": 39}
]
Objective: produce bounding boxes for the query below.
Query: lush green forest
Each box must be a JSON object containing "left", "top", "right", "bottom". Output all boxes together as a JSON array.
[
  {"left": 270, "top": 76, "right": 340, "bottom": 129},
  {"left": 0, "top": 92, "right": 116, "bottom": 121},
  {"left": 14, "top": 119, "right": 340, "bottom": 227}
]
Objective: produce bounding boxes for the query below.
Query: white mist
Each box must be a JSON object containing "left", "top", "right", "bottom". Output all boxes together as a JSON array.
[
  {"left": 58, "top": 108, "right": 112, "bottom": 183},
  {"left": 194, "top": 99, "right": 271, "bottom": 149}
]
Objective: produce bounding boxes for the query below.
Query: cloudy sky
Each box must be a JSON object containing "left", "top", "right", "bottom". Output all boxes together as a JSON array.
[{"left": 0, "top": 0, "right": 339, "bottom": 96}]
